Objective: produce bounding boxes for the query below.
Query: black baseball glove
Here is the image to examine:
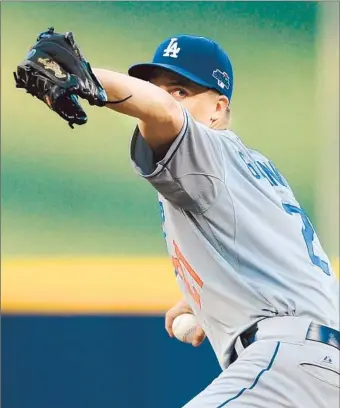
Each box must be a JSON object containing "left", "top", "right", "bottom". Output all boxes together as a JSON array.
[{"left": 14, "top": 27, "right": 107, "bottom": 128}]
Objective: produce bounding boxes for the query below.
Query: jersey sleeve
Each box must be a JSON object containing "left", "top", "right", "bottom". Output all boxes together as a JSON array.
[{"left": 130, "top": 109, "right": 225, "bottom": 212}]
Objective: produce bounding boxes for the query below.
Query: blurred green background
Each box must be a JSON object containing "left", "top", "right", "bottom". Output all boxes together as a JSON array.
[{"left": 1, "top": 1, "right": 338, "bottom": 259}]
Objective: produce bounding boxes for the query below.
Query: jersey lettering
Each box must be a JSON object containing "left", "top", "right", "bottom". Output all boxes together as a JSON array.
[
  {"left": 172, "top": 241, "right": 204, "bottom": 308},
  {"left": 283, "top": 203, "right": 330, "bottom": 275},
  {"left": 239, "top": 152, "right": 261, "bottom": 179},
  {"left": 256, "top": 161, "right": 287, "bottom": 187},
  {"left": 158, "top": 201, "right": 166, "bottom": 237},
  {"left": 239, "top": 151, "right": 287, "bottom": 187},
  {"left": 239, "top": 150, "right": 330, "bottom": 275}
]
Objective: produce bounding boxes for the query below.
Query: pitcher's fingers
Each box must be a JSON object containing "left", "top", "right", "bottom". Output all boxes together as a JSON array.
[
  {"left": 165, "top": 312, "right": 175, "bottom": 337},
  {"left": 192, "top": 326, "right": 206, "bottom": 347}
]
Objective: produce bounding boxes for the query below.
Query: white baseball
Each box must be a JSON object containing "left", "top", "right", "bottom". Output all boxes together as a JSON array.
[{"left": 172, "top": 313, "right": 198, "bottom": 343}]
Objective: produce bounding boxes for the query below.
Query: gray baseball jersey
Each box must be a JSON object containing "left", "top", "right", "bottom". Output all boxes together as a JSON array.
[{"left": 130, "top": 109, "right": 339, "bottom": 370}]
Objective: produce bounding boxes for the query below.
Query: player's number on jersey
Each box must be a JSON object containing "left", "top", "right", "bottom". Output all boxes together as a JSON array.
[{"left": 283, "top": 204, "right": 330, "bottom": 275}]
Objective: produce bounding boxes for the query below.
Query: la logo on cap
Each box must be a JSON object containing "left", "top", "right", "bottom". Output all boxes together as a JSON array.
[{"left": 163, "top": 38, "right": 181, "bottom": 58}]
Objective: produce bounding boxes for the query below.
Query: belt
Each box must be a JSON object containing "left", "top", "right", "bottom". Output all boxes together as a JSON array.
[
  {"left": 231, "top": 321, "right": 340, "bottom": 364},
  {"left": 306, "top": 322, "right": 340, "bottom": 349}
]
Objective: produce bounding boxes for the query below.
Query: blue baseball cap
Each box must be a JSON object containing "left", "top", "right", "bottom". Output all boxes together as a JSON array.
[{"left": 128, "top": 35, "right": 234, "bottom": 102}]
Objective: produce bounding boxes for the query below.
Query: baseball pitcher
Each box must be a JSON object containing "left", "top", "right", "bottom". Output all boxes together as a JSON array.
[{"left": 14, "top": 28, "right": 340, "bottom": 407}]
